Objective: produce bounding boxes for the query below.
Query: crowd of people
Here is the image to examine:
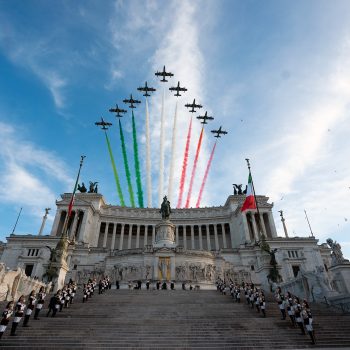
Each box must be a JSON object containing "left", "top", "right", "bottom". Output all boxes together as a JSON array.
[
  {"left": 216, "top": 279, "right": 316, "bottom": 345},
  {"left": 0, "top": 276, "right": 111, "bottom": 340}
]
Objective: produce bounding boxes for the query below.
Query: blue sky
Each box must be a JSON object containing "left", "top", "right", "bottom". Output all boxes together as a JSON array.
[{"left": 0, "top": 0, "right": 350, "bottom": 258}]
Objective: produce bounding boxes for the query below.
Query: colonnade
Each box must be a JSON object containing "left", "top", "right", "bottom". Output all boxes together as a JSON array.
[{"left": 97, "top": 222, "right": 233, "bottom": 251}]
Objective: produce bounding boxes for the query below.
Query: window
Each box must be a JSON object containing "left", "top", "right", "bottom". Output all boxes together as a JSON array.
[
  {"left": 292, "top": 265, "right": 300, "bottom": 278},
  {"left": 250, "top": 265, "right": 255, "bottom": 271},
  {"left": 24, "top": 264, "right": 34, "bottom": 277}
]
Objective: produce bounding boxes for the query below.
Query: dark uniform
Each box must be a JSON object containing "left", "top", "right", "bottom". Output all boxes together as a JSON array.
[
  {"left": 10, "top": 296, "right": 25, "bottom": 336},
  {"left": 34, "top": 287, "right": 46, "bottom": 320},
  {"left": 0, "top": 302, "right": 14, "bottom": 339}
]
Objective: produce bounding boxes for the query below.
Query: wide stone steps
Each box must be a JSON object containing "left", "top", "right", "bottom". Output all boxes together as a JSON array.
[{"left": 0, "top": 289, "right": 350, "bottom": 348}]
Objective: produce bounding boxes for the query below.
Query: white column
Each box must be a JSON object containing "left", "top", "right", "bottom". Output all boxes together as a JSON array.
[
  {"left": 191, "top": 225, "right": 195, "bottom": 249},
  {"left": 199, "top": 226, "right": 203, "bottom": 250},
  {"left": 206, "top": 224, "right": 211, "bottom": 251},
  {"left": 221, "top": 223, "right": 227, "bottom": 249},
  {"left": 50, "top": 209, "right": 62, "bottom": 236},
  {"left": 127, "top": 225, "right": 133, "bottom": 249},
  {"left": 268, "top": 212, "right": 278, "bottom": 238},
  {"left": 152, "top": 225, "right": 156, "bottom": 244},
  {"left": 144, "top": 226, "right": 148, "bottom": 246},
  {"left": 119, "top": 224, "right": 125, "bottom": 250},
  {"left": 242, "top": 214, "right": 251, "bottom": 242},
  {"left": 175, "top": 226, "right": 179, "bottom": 245},
  {"left": 69, "top": 211, "right": 80, "bottom": 240},
  {"left": 183, "top": 226, "right": 187, "bottom": 249},
  {"left": 136, "top": 225, "right": 140, "bottom": 248},
  {"left": 259, "top": 213, "right": 267, "bottom": 237},
  {"left": 213, "top": 224, "right": 219, "bottom": 251},
  {"left": 251, "top": 214, "right": 259, "bottom": 241},
  {"left": 77, "top": 211, "right": 87, "bottom": 242},
  {"left": 103, "top": 222, "right": 109, "bottom": 248},
  {"left": 111, "top": 223, "right": 117, "bottom": 250}
]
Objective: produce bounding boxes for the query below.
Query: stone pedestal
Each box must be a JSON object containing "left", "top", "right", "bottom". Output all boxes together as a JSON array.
[
  {"left": 329, "top": 261, "right": 350, "bottom": 294},
  {"left": 154, "top": 220, "right": 176, "bottom": 248}
]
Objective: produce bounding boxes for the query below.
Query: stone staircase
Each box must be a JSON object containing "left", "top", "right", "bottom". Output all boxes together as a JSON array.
[{"left": 1, "top": 289, "right": 350, "bottom": 349}]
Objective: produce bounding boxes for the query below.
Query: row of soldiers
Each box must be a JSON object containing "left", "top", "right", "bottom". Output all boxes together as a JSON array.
[
  {"left": 0, "top": 276, "right": 111, "bottom": 340},
  {"left": 216, "top": 280, "right": 315, "bottom": 345},
  {"left": 275, "top": 286, "right": 316, "bottom": 345}
]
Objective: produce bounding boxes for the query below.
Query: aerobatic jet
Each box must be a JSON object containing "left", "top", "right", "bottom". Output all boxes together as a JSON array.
[
  {"left": 108, "top": 104, "right": 127, "bottom": 117},
  {"left": 197, "top": 111, "right": 214, "bottom": 124},
  {"left": 185, "top": 99, "right": 202, "bottom": 113},
  {"left": 95, "top": 117, "right": 112, "bottom": 130},
  {"left": 211, "top": 126, "right": 228, "bottom": 138},
  {"left": 169, "top": 81, "right": 187, "bottom": 96},
  {"left": 137, "top": 81, "right": 156, "bottom": 97},
  {"left": 155, "top": 65, "right": 174, "bottom": 82},
  {"left": 123, "top": 94, "right": 141, "bottom": 108}
]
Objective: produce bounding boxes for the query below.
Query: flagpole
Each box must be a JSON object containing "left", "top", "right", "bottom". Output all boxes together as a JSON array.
[
  {"left": 245, "top": 158, "right": 262, "bottom": 239},
  {"left": 11, "top": 207, "right": 23, "bottom": 235},
  {"left": 304, "top": 209, "right": 314, "bottom": 238},
  {"left": 62, "top": 155, "right": 86, "bottom": 237}
]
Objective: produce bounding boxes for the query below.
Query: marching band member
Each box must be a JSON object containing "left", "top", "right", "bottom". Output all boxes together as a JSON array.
[
  {"left": 0, "top": 301, "right": 14, "bottom": 339},
  {"left": 23, "top": 290, "right": 36, "bottom": 327},
  {"left": 34, "top": 286, "right": 46, "bottom": 320},
  {"left": 10, "top": 295, "right": 25, "bottom": 336}
]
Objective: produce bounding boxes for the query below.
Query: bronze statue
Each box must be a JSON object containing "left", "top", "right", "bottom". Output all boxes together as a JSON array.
[
  {"left": 160, "top": 196, "right": 171, "bottom": 220},
  {"left": 327, "top": 238, "right": 345, "bottom": 264},
  {"left": 46, "top": 246, "right": 57, "bottom": 263},
  {"left": 88, "top": 181, "right": 98, "bottom": 193},
  {"left": 77, "top": 182, "right": 87, "bottom": 193},
  {"left": 233, "top": 184, "right": 248, "bottom": 195}
]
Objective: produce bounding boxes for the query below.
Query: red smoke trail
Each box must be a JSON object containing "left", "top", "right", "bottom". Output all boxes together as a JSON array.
[
  {"left": 185, "top": 126, "right": 204, "bottom": 208},
  {"left": 195, "top": 141, "right": 217, "bottom": 208},
  {"left": 177, "top": 117, "right": 193, "bottom": 208}
]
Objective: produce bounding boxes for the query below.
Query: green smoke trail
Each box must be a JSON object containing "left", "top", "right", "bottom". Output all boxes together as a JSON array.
[
  {"left": 132, "top": 111, "right": 144, "bottom": 208},
  {"left": 105, "top": 131, "right": 125, "bottom": 206},
  {"left": 119, "top": 119, "right": 135, "bottom": 207}
]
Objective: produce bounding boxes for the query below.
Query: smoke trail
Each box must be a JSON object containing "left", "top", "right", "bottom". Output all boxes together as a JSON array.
[
  {"left": 185, "top": 126, "right": 204, "bottom": 208},
  {"left": 119, "top": 119, "right": 135, "bottom": 207},
  {"left": 167, "top": 101, "right": 178, "bottom": 204},
  {"left": 177, "top": 117, "right": 193, "bottom": 208},
  {"left": 195, "top": 141, "right": 217, "bottom": 208},
  {"left": 158, "top": 88, "right": 165, "bottom": 206},
  {"left": 145, "top": 98, "right": 152, "bottom": 207},
  {"left": 104, "top": 131, "right": 125, "bottom": 206},
  {"left": 132, "top": 111, "right": 144, "bottom": 208}
]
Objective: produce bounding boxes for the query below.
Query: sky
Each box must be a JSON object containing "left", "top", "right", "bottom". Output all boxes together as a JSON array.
[{"left": 0, "top": 0, "right": 349, "bottom": 258}]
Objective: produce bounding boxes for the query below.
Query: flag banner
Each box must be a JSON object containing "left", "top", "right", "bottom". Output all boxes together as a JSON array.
[{"left": 241, "top": 173, "right": 256, "bottom": 212}]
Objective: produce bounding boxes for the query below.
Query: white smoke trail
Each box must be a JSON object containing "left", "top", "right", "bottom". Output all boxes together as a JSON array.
[
  {"left": 158, "top": 88, "right": 165, "bottom": 206},
  {"left": 167, "top": 100, "right": 178, "bottom": 203},
  {"left": 145, "top": 98, "right": 152, "bottom": 207}
]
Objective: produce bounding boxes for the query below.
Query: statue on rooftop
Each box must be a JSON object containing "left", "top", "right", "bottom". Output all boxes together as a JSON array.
[
  {"left": 77, "top": 182, "right": 87, "bottom": 193},
  {"left": 88, "top": 181, "right": 98, "bottom": 193},
  {"left": 327, "top": 238, "right": 345, "bottom": 264},
  {"left": 160, "top": 196, "right": 171, "bottom": 220}
]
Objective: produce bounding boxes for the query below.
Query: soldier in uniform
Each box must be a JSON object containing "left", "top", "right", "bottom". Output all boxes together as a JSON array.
[
  {"left": 0, "top": 301, "right": 14, "bottom": 339},
  {"left": 260, "top": 294, "right": 266, "bottom": 318},
  {"left": 294, "top": 298, "right": 305, "bottom": 335},
  {"left": 275, "top": 287, "right": 286, "bottom": 320},
  {"left": 34, "top": 286, "right": 46, "bottom": 320},
  {"left": 23, "top": 290, "right": 36, "bottom": 327},
  {"left": 46, "top": 292, "right": 60, "bottom": 317},
  {"left": 10, "top": 295, "right": 25, "bottom": 336},
  {"left": 302, "top": 300, "right": 315, "bottom": 344}
]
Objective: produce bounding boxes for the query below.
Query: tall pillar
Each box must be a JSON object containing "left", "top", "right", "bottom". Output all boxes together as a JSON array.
[
  {"left": 221, "top": 223, "right": 227, "bottom": 249},
  {"left": 251, "top": 214, "right": 259, "bottom": 241},
  {"left": 50, "top": 209, "right": 62, "bottom": 236},
  {"left": 213, "top": 224, "right": 219, "bottom": 251},
  {"left": 119, "top": 224, "right": 125, "bottom": 250},
  {"left": 183, "top": 226, "right": 187, "bottom": 249},
  {"left": 199, "top": 226, "right": 203, "bottom": 250},
  {"left": 175, "top": 226, "right": 179, "bottom": 245},
  {"left": 70, "top": 211, "right": 81, "bottom": 240},
  {"left": 206, "top": 224, "right": 211, "bottom": 251},
  {"left": 111, "top": 223, "right": 117, "bottom": 250},
  {"left": 103, "top": 222, "right": 109, "bottom": 248},
  {"left": 268, "top": 212, "right": 278, "bottom": 238},
  {"left": 242, "top": 214, "right": 251, "bottom": 242},
  {"left": 144, "top": 226, "right": 148, "bottom": 246},
  {"left": 77, "top": 211, "right": 87, "bottom": 242},
  {"left": 191, "top": 225, "right": 195, "bottom": 249},
  {"left": 152, "top": 225, "right": 156, "bottom": 244},
  {"left": 259, "top": 213, "right": 267, "bottom": 237},
  {"left": 136, "top": 225, "right": 140, "bottom": 248},
  {"left": 127, "top": 225, "right": 133, "bottom": 249}
]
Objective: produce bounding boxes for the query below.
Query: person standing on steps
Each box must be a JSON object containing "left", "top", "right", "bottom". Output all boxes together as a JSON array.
[
  {"left": 0, "top": 301, "right": 14, "bottom": 339},
  {"left": 46, "top": 293, "right": 60, "bottom": 317},
  {"left": 10, "top": 295, "right": 25, "bottom": 336},
  {"left": 23, "top": 290, "right": 36, "bottom": 327},
  {"left": 260, "top": 294, "right": 266, "bottom": 318},
  {"left": 286, "top": 293, "right": 296, "bottom": 327},
  {"left": 294, "top": 299, "right": 305, "bottom": 335},
  {"left": 275, "top": 287, "right": 286, "bottom": 320},
  {"left": 34, "top": 287, "right": 46, "bottom": 320},
  {"left": 302, "top": 301, "right": 316, "bottom": 345}
]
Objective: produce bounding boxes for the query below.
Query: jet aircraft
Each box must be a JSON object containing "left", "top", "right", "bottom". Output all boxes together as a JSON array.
[
  {"left": 211, "top": 126, "right": 228, "bottom": 138},
  {"left": 123, "top": 94, "right": 141, "bottom": 108},
  {"left": 95, "top": 117, "right": 112, "bottom": 130},
  {"left": 137, "top": 81, "right": 156, "bottom": 97},
  {"left": 185, "top": 99, "right": 202, "bottom": 113},
  {"left": 169, "top": 81, "right": 187, "bottom": 96},
  {"left": 155, "top": 65, "right": 174, "bottom": 82},
  {"left": 197, "top": 111, "right": 214, "bottom": 124},
  {"left": 108, "top": 104, "right": 127, "bottom": 117}
]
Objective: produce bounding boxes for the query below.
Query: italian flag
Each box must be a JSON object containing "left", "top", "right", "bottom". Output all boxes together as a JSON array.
[{"left": 241, "top": 173, "right": 257, "bottom": 212}]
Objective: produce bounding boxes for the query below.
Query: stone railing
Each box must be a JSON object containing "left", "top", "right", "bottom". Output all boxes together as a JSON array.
[{"left": 0, "top": 263, "right": 50, "bottom": 301}]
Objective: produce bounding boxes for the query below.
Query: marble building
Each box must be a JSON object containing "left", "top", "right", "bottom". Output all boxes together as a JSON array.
[{"left": 0, "top": 192, "right": 340, "bottom": 292}]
